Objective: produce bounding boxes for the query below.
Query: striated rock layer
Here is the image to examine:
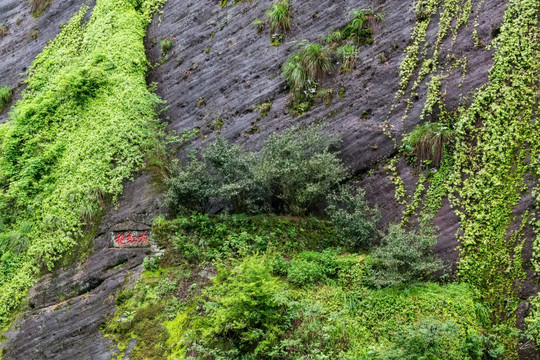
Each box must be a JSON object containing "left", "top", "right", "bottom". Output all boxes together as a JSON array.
[{"left": 1, "top": 0, "right": 538, "bottom": 359}]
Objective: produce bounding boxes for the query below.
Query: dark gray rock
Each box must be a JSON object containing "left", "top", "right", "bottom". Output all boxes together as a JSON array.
[{"left": 1, "top": 0, "right": 538, "bottom": 359}]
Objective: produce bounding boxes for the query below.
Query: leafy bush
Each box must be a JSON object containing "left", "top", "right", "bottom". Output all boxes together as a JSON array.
[
  {"left": 0, "top": 85, "right": 12, "bottom": 112},
  {"left": 0, "top": 25, "right": 7, "bottom": 37},
  {"left": 326, "top": 185, "right": 379, "bottom": 249},
  {"left": 372, "top": 318, "right": 486, "bottom": 359},
  {"left": 266, "top": 0, "right": 292, "bottom": 33},
  {"left": 342, "top": 9, "right": 374, "bottom": 45},
  {"left": 402, "top": 122, "right": 454, "bottom": 167},
  {"left": 189, "top": 256, "right": 291, "bottom": 357},
  {"left": 165, "top": 126, "right": 347, "bottom": 215},
  {"left": 369, "top": 225, "right": 446, "bottom": 288},
  {"left": 165, "top": 138, "right": 256, "bottom": 214},
  {"left": 286, "top": 259, "right": 325, "bottom": 286},
  {"left": 254, "top": 126, "right": 346, "bottom": 214}
]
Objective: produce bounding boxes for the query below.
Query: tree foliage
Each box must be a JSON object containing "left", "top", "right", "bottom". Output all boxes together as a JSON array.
[
  {"left": 165, "top": 126, "right": 347, "bottom": 215},
  {"left": 369, "top": 225, "right": 446, "bottom": 288}
]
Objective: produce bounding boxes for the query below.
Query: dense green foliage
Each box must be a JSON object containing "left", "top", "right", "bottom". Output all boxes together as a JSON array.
[
  {"left": 447, "top": 0, "right": 539, "bottom": 328},
  {"left": 105, "top": 214, "right": 498, "bottom": 360},
  {"left": 165, "top": 126, "right": 347, "bottom": 215},
  {"left": 326, "top": 185, "right": 379, "bottom": 248},
  {"left": 389, "top": 0, "right": 540, "bottom": 353},
  {"left": 369, "top": 225, "right": 446, "bottom": 288},
  {"left": 0, "top": 0, "right": 165, "bottom": 325}
]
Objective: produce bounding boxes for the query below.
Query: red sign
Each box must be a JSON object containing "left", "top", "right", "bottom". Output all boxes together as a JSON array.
[{"left": 112, "top": 231, "right": 151, "bottom": 248}]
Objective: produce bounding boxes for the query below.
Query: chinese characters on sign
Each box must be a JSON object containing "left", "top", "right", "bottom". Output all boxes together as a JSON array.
[{"left": 112, "top": 230, "right": 151, "bottom": 248}]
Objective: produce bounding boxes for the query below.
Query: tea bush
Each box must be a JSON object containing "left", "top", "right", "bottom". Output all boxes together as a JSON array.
[
  {"left": 165, "top": 126, "right": 347, "bottom": 215},
  {"left": 326, "top": 185, "right": 379, "bottom": 249},
  {"left": 369, "top": 225, "right": 446, "bottom": 288}
]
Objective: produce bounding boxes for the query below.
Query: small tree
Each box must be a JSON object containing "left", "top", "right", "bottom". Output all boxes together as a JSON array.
[
  {"left": 326, "top": 185, "right": 379, "bottom": 249},
  {"left": 190, "top": 256, "right": 290, "bottom": 357},
  {"left": 369, "top": 225, "right": 446, "bottom": 288},
  {"left": 255, "top": 126, "right": 347, "bottom": 215}
]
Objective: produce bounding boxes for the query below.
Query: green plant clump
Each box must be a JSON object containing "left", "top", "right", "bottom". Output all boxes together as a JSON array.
[
  {"left": 282, "top": 42, "right": 332, "bottom": 114},
  {"left": 266, "top": 0, "right": 292, "bottom": 34},
  {"left": 336, "top": 44, "right": 359, "bottom": 73},
  {"left": 403, "top": 122, "right": 455, "bottom": 167},
  {"left": 165, "top": 126, "right": 347, "bottom": 215},
  {"left": 369, "top": 224, "right": 447, "bottom": 288},
  {"left": 0, "top": 86, "right": 13, "bottom": 112},
  {"left": 0, "top": 0, "right": 165, "bottom": 325},
  {"left": 106, "top": 213, "right": 493, "bottom": 359},
  {"left": 326, "top": 185, "right": 380, "bottom": 249}
]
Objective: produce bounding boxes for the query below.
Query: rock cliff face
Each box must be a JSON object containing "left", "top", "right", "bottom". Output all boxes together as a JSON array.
[{"left": 0, "top": 0, "right": 538, "bottom": 359}]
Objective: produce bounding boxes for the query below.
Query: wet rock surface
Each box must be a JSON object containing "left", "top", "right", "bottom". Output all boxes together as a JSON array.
[{"left": 1, "top": 0, "right": 538, "bottom": 359}]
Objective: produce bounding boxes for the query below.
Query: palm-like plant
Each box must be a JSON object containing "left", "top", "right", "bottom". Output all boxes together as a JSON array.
[
  {"left": 282, "top": 43, "right": 332, "bottom": 96},
  {"left": 403, "top": 122, "right": 455, "bottom": 167},
  {"left": 343, "top": 9, "right": 372, "bottom": 45}
]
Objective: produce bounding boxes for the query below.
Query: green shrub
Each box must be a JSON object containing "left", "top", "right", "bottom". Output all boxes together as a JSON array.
[
  {"left": 266, "top": 0, "right": 292, "bottom": 33},
  {"left": 189, "top": 256, "right": 291, "bottom": 357},
  {"left": 336, "top": 44, "right": 358, "bottom": 73},
  {"left": 255, "top": 126, "right": 346, "bottom": 214},
  {"left": 165, "top": 137, "right": 256, "bottom": 214},
  {"left": 282, "top": 42, "right": 332, "bottom": 98},
  {"left": 0, "top": 85, "right": 12, "bottom": 112},
  {"left": 343, "top": 9, "right": 374, "bottom": 45},
  {"left": 369, "top": 225, "right": 446, "bottom": 288},
  {"left": 165, "top": 126, "right": 347, "bottom": 215},
  {"left": 286, "top": 259, "right": 324, "bottom": 286},
  {"left": 372, "top": 318, "right": 486, "bottom": 359},
  {"left": 326, "top": 185, "right": 379, "bottom": 249},
  {"left": 402, "top": 122, "right": 454, "bottom": 167},
  {"left": 0, "top": 25, "right": 8, "bottom": 37}
]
